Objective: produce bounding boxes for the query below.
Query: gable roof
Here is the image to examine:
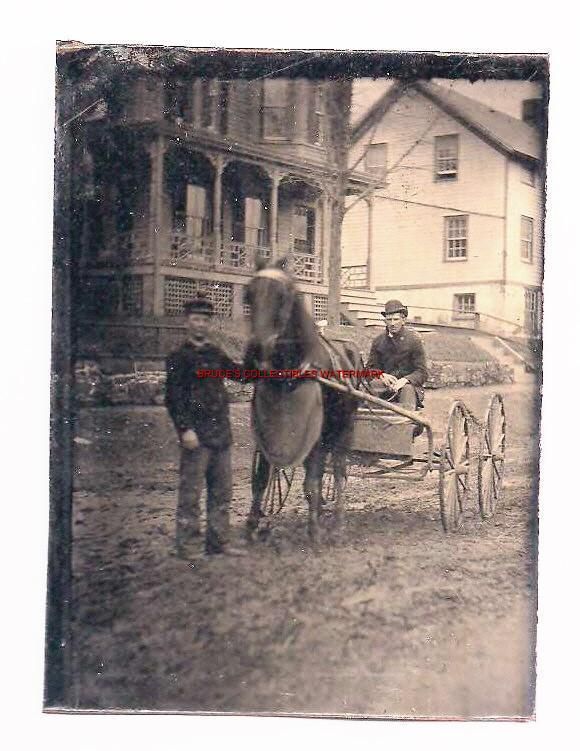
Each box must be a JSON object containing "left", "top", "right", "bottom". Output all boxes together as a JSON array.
[{"left": 352, "top": 80, "right": 541, "bottom": 163}]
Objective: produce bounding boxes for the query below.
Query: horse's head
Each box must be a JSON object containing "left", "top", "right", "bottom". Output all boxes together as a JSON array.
[{"left": 245, "top": 257, "right": 298, "bottom": 370}]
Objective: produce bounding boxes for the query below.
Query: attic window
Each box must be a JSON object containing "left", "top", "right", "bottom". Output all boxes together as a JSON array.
[
  {"left": 522, "top": 99, "right": 542, "bottom": 128},
  {"left": 435, "top": 134, "right": 458, "bottom": 180},
  {"left": 365, "top": 143, "right": 388, "bottom": 177}
]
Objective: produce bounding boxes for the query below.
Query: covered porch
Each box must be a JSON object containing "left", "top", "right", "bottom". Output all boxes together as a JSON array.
[{"left": 81, "top": 135, "right": 331, "bottom": 289}]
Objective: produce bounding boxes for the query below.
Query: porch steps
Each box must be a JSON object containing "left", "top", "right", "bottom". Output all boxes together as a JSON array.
[{"left": 339, "top": 287, "right": 385, "bottom": 327}]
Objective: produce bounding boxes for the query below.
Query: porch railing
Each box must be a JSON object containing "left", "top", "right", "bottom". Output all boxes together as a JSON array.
[
  {"left": 90, "top": 230, "right": 323, "bottom": 283},
  {"left": 219, "top": 242, "right": 271, "bottom": 271},
  {"left": 289, "top": 251, "right": 322, "bottom": 282},
  {"left": 341, "top": 264, "right": 368, "bottom": 288},
  {"left": 166, "top": 229, "right": 214, "bottom": 267},
  {"left": 113, "top": 228, "right": 153, "bottom": 263}
]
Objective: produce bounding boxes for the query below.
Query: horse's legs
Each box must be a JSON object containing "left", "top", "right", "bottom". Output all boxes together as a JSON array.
[
  {"left": 332, "top": 450, "right": 348, "bottom": 538},
  {"left": 303, "top": 445, "right": 326, "bottom": 545},
  {"left": 246, "top": 450, "right": 270, "bottom": 540}
]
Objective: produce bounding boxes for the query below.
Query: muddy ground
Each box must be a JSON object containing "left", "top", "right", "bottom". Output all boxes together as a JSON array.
[{"left": 70, "top": 379, "right": 539, "bottom": 718}]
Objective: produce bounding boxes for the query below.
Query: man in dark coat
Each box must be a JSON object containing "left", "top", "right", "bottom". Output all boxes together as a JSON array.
[
  {"left": 366, "top": 299, "right": 428, "bottom": 410},
  {"left": 165, "top": 295, "right": 247, "bottom": 558}
]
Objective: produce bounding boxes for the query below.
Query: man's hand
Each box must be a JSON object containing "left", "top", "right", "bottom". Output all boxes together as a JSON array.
[
  {"left": 181, "top": 429, "right": 200, "bottom": 450},
  {"left": 393, "top": 377, "right": 409, "bottom": 392},
  {"left": 380, "top": 373, "right": 398, "bottom": 390}
]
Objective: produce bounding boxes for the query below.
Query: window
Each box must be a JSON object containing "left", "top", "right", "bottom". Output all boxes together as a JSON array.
[
  {"left": 200, "top": 79, "right": 219, "bottom": 129},
  {"left": 521, "top": 216, "right": 533, "bottom": 261},
  {"left": 524, "top": 287, "right": 542, "bottom": 336},
  {"left": 365, "top": 143, "right": 388, "bottom": 176},
  {"left": 308, "top": 83, "right": 325, "bottom": 145},
  {"left": 521, "top": 163, "right": 536, "bottom": 186},
  {"left": 262, "top": 80, "right": 290, "bottom": 139},
  {"left": 164, "top": 78, "right": 191, "bottom": 122},
  {"left": 435, "top": 134, "right": 459, "bottom": 180},
  {"left": 444, "top": 215, "right": 468, "bottom": 260},
  {"left": 121, "top": 275, "right": 143, "bottom": 316},
  {"left": 453, "top": 293, "right": 476, "bottom": 318},
  {"left": 244, "top": 197, "right": 268, "bottom": 247},
  {"left": 218, "top": 81, "right": 229, "bottom": 134},
  {"left": 196, "top": 79, "right": 228, "bottom": 132},
  {"left": 292, "top": 205, "right": 316, "bottom": 254},
  {"left": 522, "top": 98, "right": 542, "bottom": 128}
]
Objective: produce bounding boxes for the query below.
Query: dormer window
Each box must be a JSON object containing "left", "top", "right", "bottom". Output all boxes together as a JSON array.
[
  {"left": 435, "top": 134, "right": 459, "bottom": 180},
  {"left": 262, "top": 80, "right": 290, "bottom": 140}
]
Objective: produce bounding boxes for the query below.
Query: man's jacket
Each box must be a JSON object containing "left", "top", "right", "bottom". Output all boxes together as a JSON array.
[
  {"left": 165, "top": 338, "right": 244, "bottom": 449},
  {"left": 366, "top": 327, "right": 429, "bottom": 405}
]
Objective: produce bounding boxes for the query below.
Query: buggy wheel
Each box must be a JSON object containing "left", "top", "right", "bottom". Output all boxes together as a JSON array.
[
  {"left": 252, "top": 449, "right": 296, "bottom": 516},
  {"left": 438, "top": 401, "right": 471, "bottom": 532},
  {"left": 478, "top": 393, "right": 506, "bottom": 519}
]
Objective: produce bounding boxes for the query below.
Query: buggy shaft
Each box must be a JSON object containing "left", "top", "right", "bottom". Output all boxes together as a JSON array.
[{"left": 315, "top": 376, "right": 432, "bottom": 429}]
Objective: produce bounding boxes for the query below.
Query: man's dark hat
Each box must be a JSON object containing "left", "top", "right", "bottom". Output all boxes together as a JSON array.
[
  {"left": 381, "top": 299, "right": 408, "bottom": 318},
  {"left": 183, "top": 294, "right": 214, "bottom": 316}
]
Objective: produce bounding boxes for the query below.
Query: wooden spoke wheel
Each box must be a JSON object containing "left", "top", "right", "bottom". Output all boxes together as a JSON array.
[
  {"left": 251, "top": 449, "right": 296, "bottom": 516},
  {"left": 438, "top": 401, "right": 471, "bottom": 532},
  {"left": 478, "top": 393, "right": 506, "bottom": 519}
]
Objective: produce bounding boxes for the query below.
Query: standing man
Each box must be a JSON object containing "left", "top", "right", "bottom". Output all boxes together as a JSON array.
[
  {"left": 366, "top": 299, "right": 428, "bottom": 410},
  {"left": 165, "top": 294, "right": 247, "bottom": 559}
]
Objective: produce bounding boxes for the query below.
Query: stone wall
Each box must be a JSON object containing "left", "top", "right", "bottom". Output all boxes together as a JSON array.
[
  {"left": 426, "top": 360, "right": 514, "bottom": 389},
  {"left": 74, "top": 358, "right": 514, "bottom": 407}
]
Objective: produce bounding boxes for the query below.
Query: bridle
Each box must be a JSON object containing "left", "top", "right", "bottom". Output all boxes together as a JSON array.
[{"left": 249, "top": 268, "right": 297, "bottom": 368}]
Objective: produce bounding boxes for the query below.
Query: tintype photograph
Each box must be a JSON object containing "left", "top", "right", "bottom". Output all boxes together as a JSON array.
[{"left": 47, "top": 45, "right": 547, "bottom": 718}]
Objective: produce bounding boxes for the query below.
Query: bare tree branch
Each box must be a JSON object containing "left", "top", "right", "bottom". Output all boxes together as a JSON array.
[{"left": 344, "top": 111, "right": 442, "bottom": 215}]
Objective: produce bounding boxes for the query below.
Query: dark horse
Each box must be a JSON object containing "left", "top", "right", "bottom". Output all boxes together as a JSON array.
[{"left": 243, "top": 258, "right": 360, "bottom": 544}]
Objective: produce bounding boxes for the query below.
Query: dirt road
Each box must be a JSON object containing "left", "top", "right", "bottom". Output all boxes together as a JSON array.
[{"left": 70, "top": 380, "right": 539, "bottom": 718}]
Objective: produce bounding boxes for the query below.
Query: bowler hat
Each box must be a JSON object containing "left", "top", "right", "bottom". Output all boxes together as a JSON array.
[
  {"left": 183, "top": 295, "right": 214, "bottom": 316},
  {"left": 381, "top": 299, "right": 408, "bottom": 317}
]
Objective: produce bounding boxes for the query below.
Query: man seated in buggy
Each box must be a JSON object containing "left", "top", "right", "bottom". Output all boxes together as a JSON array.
[{"left": 366, "top": 299, "right": 428, "bottom": 413}]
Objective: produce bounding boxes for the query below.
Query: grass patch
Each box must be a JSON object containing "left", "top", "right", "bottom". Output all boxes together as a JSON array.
[{"left": 212, "top": 319, "right": 494, "bottom": 364}]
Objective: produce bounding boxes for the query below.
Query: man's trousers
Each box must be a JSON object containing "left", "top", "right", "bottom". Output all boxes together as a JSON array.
[{"left": 176, "top": 444, "right": 232, "bottom": 553}]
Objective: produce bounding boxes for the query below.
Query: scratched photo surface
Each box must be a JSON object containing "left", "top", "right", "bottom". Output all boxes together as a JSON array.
[{"left": 47, "top": 46, "right": 546, "bottom": 717}]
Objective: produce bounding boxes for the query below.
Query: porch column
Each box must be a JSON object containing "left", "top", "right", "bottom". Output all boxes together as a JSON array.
[
  {"left": 321, "top": 190, "right": 332, "bottom": 286},
  {"left": 366, "top": 195, "right": 374, "bottom": 291},
  {"left": 212, "top": 154, "right": 224, "bottom": 266},
  {"left": 268, "top": 170, "right": 280, "bottom": 260},
  {"left": 148, "top": 135, "right": 166, "bottom": 317}
]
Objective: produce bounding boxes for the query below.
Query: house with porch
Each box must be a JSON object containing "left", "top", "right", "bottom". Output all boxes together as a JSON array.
[
  {"left": 341, "top": 81, "right": 545, "bottom": 339},
  {"left": 72, "top": 55, "right": 375, "bottom": 356}
]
